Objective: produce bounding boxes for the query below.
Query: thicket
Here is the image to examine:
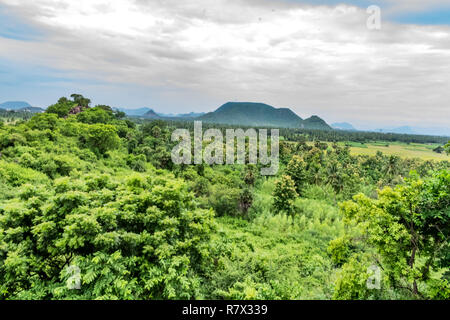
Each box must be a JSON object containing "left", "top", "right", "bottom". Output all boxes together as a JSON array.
[{"left": 0, "top": 95, "right": 448, "bottom": 300}]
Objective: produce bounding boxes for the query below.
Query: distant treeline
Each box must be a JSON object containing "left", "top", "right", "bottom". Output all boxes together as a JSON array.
[
  {"left": 0, "top": 109, "right": 34, "bottom": 121},
  {"left": 131, "top": 118, "right": 449, "bottom": 145}
]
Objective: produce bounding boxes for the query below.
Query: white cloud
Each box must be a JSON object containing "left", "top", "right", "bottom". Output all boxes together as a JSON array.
[{"left": 0, "top": 0, "right": 449, "bottom": 127}]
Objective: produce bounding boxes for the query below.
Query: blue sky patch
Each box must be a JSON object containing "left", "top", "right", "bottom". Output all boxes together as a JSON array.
[
  {"left": 392, "top": 8, "right": 450, "bottom": 25},
  {"left": 0, "top": 5, "right": 42, "bottom": 41}
]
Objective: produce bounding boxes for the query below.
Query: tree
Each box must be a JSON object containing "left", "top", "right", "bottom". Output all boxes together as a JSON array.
[
  {"left": 273, "top": 175, "right": 298, "bottom": 216},
  {"left": 433, "top": 146, "right": 444, "bottom": 154},
  {"left": 0, "top": 173, "right": 215, "bottom": 299},
  {"left": 304, "top": 147, "right": 324, "bottom": 185},
  {"left": 80, "top": 124, "right": 120, "bottom": 156},
  {"left": 71, "top": 94, "right": 91, "bottom": 107},
  {"left": 243, "top": 166, "right": 257, "bottom": 186},
  {"left": 326, "top": 160, "right": 344, "bottom": 194},
  {"left": 27, "top": 113, "right": 60, "bottom": 130},
  {"left": 445, "top": 141, "right": 450, "bottom": 154},
  {"left": 207, "top": 185, "right": 241, "bottom": 217},
  {"left": 46, "top": 98, "right": 75, "bottom": 118},
  {"left": 239, "top": 188, "right": 253, "bottom": 217},
  {"left": 76, "top": 106, "right": 114, "bottom": 124},
  {"left": 285, "top": 155, "right": 307, "bottom": 194},
  {"left": 337, "top": 170, "right": 450, "bottom": 299}
]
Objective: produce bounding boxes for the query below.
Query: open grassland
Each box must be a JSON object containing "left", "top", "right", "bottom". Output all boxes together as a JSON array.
[
  {"left": 340, "top": 142, "right": 449, "bottom": 161},
  {"left": 297, "top": 140, "right": 449, "bottom": 161}
]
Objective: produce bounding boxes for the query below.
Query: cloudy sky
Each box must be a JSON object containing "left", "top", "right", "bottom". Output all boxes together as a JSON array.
[{"left": 0, "top": 0, "right": 449, "bottom": 131}]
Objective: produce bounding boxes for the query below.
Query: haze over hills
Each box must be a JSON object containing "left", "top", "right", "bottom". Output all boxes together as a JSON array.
[
  {"left": 331, "top": 122, "right": 449, "bottom": 137},
  {"left": 119, "top": 107, "right": 205, "bottom": 119},
  {"left": 162, "top": 112, "right": 206, "bottom": 118},
  {"left": 332, "top": 122, "right": 356, "bottom": 131},
  {"left": 117, "top": 107, "right": 153, "bottom": 117},
  {"left": 0, "top": 101, "right": 45, "bottom": 113},
  {"left": 0, "top": 101, "right": 32, "bottom": 110},
  {"left": 376, "top": 126, "right": 416, "bottom": 135},
  {"left": 3, "top": 99, "right": 448, "bottom": 136},
  {"left": 359, "top": 126, "right": 449, "bottom": 137}
]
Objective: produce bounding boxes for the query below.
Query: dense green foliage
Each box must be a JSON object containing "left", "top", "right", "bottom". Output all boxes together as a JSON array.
[
  {"left": 0, "top": 95, "right": 448, "bottom": 300},
  {"left": 335, "top": 170, "right": 449, "bottom": 299}
]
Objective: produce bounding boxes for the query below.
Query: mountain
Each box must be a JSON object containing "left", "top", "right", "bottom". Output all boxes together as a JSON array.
[
  {"left": 332, "top": 122, "right": 356, "bottom": 131},
  {"left": 172, "top": 112, "right": 205, "bottom": 118},
  {"left": 118, "top": 107, "right": 153, "bottom": 117},
  {"left": 302, "top": 116, "right": 332, "bottom": 130},
  {"left": 119, "top": 107, "right": 205, "bottom": 119},
  {"left": 411, "top": 127, "right": 450, "bottom": 137},
  {"left": 0, "top": 101, "right": 44, "bottom": 113},
  {"left": 156, "top": 111, "right": 206, "bottom": 118},
  {"left": 0, "top": 101, "right": 32, "bottom": 110},
  {"left": 198, "top": 102, "right": 305, "bottom": 128},
  {"left": 377, "top": 126, "right": 416, "bottom": 135},
  {"left": 142, "top": 109, "right": 162, "bottom": 119},
  {"left": 123, "top": 101, "right": 332, "bottom": 130}
]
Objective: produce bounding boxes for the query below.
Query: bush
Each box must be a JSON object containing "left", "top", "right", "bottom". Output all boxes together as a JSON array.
[
  {"left": 273, "top": 175, "right": 298, "bottom": 216},
  {"left": 126, "top": 154, "right": 147, "bottom": 172},
  {"left": 327, "top": 237, "right": 351, "bottom": 266},
  {"left": 80, "top": 124, "right": 120, "bottom": 156},
  {"left": 0, "top": 161, "right": 48, "bottom": 187},
  {"left": 208, "top": 185, "right": 241, "bottom": 217}
]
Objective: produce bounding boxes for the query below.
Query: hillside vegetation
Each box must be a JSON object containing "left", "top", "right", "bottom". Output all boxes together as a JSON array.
[{"left": 0, "top": 94, "right": 448, "bottom": 300}]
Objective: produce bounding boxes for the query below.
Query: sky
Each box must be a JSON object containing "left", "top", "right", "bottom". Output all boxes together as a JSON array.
[{"left": 0, "top": 0, "right": 449, "bottom": 131}]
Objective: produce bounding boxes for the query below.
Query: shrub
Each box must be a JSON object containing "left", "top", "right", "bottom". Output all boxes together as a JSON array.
[
  {"left": 208, "top": 185, "right": 241, "bottom": 217},
  {"left": 273, "top": 175, "right": 298, "bottom": 216},
  {"left": 80, "top": 124, "right": 120, "bottom": 156}
]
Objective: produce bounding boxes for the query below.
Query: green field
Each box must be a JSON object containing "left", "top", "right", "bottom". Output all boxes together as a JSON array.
[{"left": 340, "top": 142, "right": 449, "bottom": 161}]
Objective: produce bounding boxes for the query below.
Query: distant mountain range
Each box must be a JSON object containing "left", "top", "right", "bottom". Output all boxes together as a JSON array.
[
  {"left": 120, "top": 102, "right": 331, "bottom": 130},
  {"left": 3, "top": 100, "right": 447, "bottom": 136},
  {"left": 0, "top": 101, "right": 32, "bottom": 110},
  {"left": 119, "top": 102, "right": 332, "bottom": 130},
  {"left": 330, "top": 123, "right": 449, "bottom": 137},
  {"left": 375, "top": 126, "right": 416, "bottom": 135},
  {"left": 332, "top": 122, "right": 356, "bottom": 131},
  {"left": 0, "top": 101, "right": 45, "bottom": 113},
  {"left": 369, "top": 126, "right": 449, "bottom": 137},
  {"left": 119, "top": 107, "right": 205, "bottom": 119},
  {"left": 117, "top": 107, "right": 154, "bottom": 117}
]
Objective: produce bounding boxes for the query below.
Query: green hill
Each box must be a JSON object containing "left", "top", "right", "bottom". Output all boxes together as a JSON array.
[
  {"left": 302, "top": 115, "right": 332, "bottom": 130},
  {"left": 199, "top": 102, "right": 331, "bottom": 129},
  {"left": 142, "top": 109, "right": 163, "bottom": 119}
]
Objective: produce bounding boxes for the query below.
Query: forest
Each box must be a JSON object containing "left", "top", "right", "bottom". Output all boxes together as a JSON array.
[{"left": 0, "top": 94, "right": 449, "bottom": 300}]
